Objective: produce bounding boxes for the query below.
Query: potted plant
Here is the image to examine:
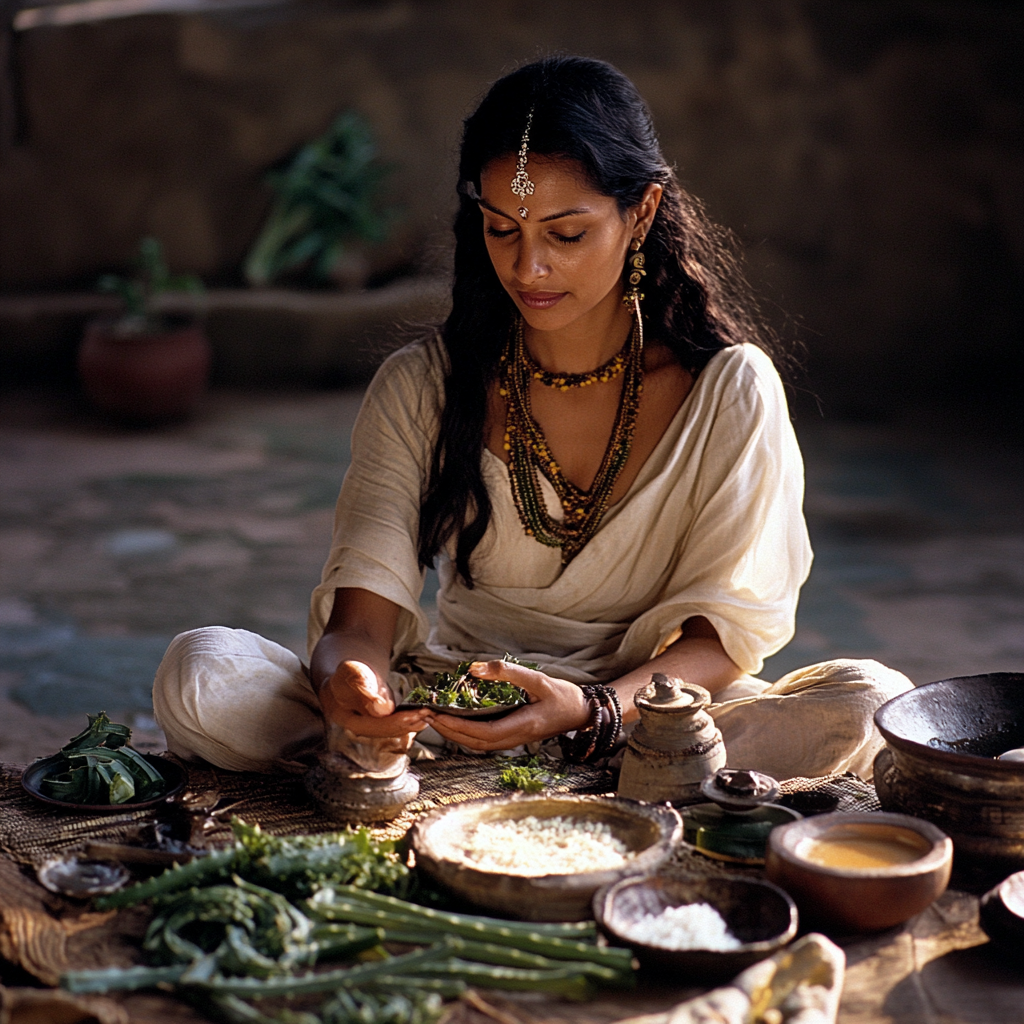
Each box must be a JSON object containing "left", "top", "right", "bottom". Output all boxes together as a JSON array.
[
  {"left": 244, "top": 111, "right": 393, "bottom": 290},
  {"left": 78, "top": 237, "right": 209, "bottom": 423}
]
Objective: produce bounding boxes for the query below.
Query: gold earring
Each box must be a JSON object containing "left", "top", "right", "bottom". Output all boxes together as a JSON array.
[{"left": 622, "top": 237, "right": 646, "bottom": 310}]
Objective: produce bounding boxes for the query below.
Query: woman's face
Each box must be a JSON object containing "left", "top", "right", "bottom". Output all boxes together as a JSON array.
[{"left": 478, "top": 154, "right": 657, "bottom": 334}]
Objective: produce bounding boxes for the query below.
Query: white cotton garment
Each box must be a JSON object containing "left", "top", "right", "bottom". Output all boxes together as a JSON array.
[
  {"left": 155, "top": 339, "right": 913, "bottom": 779},
  {"left": 308, "top": 338, "right": 813, "bottom": 684}
]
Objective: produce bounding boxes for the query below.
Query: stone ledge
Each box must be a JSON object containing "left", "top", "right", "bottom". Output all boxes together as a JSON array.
[{"left": 0, "top": 277, "right": 451, "bottom": 386}]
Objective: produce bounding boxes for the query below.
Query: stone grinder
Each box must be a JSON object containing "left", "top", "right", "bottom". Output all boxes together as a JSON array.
[{"left": 304, "top": 723, "right": 419, "bottom": 824}]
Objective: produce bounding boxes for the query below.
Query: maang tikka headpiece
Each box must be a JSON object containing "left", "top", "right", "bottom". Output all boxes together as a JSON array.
[{"left": 510, "top": 108, "right": 535, "bottom": 219}]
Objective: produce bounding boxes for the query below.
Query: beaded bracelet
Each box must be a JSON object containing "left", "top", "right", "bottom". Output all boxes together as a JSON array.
[{"left": 558, "top": 684, "right": 623, "bottom": 763}]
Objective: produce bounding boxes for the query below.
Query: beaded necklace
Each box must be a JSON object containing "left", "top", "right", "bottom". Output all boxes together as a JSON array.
[
  {"left": 522, "top": 340, "right": 628, "bottom": 391},
  {"left": 499, "top": 310, "right": 645, "bottom": 564}
]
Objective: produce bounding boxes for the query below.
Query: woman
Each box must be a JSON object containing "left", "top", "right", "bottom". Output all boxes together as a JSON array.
[{"left": 155, "top": 57, "right": 910, "bottom": 781}]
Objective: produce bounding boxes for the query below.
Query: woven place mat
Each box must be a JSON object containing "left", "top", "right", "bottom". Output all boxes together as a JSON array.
[
  {"left": 0, "top": 754, "right": 615, "bottom": 865},
  {"left": 0, "top": 757, "right": 877, "bottom": 867}
]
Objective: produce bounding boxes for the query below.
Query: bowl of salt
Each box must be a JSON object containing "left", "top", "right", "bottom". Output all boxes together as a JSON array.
[{"left": 593, "top": 874, "right": 797, "bottom": 981}]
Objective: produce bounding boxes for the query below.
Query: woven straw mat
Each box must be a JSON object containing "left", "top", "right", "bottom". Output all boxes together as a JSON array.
[{"left": 1, "top": 752, "right": 877, "bottom": 869}]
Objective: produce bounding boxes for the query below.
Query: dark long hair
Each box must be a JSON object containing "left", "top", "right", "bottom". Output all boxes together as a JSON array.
[{"left": 419, "top": 55, "right": 784, "bottom": 585}]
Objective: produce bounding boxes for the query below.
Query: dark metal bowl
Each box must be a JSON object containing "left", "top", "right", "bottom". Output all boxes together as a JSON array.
[
  {"left": 21, "top": 752, "right": 187, "bottom": 813},
  {"left": 874, "top": 673, "right": 1024, "bottom": 868}
]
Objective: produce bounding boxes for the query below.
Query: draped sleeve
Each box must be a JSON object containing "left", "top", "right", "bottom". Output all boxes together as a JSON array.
[
  {"left": 306, "top": 339, "right": 444, "bottom": 659},
  {"left": 615, "top": 343, "right": 813, "bottom": 675}
]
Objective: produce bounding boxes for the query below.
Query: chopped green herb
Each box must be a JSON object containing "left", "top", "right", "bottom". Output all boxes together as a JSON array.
[
  {"left": 404, "top": 654, "right": 536, "bottom": 711},
  {"left": 497, "top": 755, "right": 566, "bottom": 794}
]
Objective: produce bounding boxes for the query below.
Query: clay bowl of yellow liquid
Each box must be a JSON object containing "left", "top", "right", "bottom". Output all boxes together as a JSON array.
[{"left": 765, "top": 812, "right": 952, "bottom": 933}]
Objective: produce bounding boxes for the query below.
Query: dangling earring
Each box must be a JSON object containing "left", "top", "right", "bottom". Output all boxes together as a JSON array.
[{"left": 622, "top": 237, "right": 646, "bottom": 310}]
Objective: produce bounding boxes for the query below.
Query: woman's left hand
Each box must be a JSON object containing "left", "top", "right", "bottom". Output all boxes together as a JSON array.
[{"left": 426, "top": 660, "right": 591, "bottom": 751}]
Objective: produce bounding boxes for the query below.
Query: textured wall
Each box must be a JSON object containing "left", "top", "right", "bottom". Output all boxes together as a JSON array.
[{"left": 0, "top": 0, "right": 1020, "bottom": 409}]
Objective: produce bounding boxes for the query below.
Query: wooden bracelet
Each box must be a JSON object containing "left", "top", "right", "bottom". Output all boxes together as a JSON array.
[{"left": 558, "top": 685, "right": 622, "bottom": 763}]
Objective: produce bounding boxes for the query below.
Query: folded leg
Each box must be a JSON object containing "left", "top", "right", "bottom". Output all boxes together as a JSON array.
[
  {"left": 709, "top": 659, "right": 913, "bottom": 781},
  {"left": 152, "top": 626, "right": 324, "bottom": 773}
]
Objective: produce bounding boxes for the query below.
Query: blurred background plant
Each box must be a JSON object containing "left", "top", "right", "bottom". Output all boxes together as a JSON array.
[
  {"left": 244, "top": 111, "right": 395, "bottom": 290},
  {"left": 98, "top": 237, "right": 204, "bottom": 335}
]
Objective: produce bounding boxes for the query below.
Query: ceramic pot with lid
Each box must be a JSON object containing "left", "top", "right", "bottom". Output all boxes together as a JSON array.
[{"left": 617, "top": 674, "right": 726, "bottom": 804}]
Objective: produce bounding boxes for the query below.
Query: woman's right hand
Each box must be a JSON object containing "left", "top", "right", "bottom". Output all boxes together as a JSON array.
[{"left": 319, "top": 659, "right": 432, "bottom": 739}]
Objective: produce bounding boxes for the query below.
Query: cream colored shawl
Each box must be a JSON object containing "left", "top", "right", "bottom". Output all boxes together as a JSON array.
[{"left": 308, "top": 338, "right": 812, "bottom": 683}]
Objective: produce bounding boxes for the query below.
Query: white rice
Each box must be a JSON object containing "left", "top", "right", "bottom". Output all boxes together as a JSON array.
[
  {"left": 618, "top": 902, "right": 742, "bottom": 951},
  {"left": 456, "top": 814, "right": 630, "bottom": 876}
]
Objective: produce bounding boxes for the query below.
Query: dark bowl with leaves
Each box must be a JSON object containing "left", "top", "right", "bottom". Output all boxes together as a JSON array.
[
  {"left": 397, "top": 657, "right": 532, "bottom": 720},
  {"left": 22, "top": 712, "right": 186, "bottom": 813}
]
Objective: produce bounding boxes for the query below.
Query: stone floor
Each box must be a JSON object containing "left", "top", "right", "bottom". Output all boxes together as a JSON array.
[{"left": 0, "top": 386, "right": 1021, "bottom": 764}]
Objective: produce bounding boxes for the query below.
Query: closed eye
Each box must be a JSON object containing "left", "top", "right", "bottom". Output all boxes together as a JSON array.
[
  {"left": 555, "top": 231, "right": 585, "bottom": 244},
  {"left": 486, "top": 226, "right": 517, "bottom": 239}
]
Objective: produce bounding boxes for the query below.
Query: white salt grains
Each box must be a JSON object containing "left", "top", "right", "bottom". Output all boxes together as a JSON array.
[
  {"left": 458, "top": 815, "right": 630, "bottom": 876},
  {"left": 619, "top": 902, "right": 742, "bottom": 951}
]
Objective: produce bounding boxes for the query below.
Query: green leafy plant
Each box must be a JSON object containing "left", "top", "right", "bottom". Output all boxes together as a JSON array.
[
  {"left": 404, "top": 655, "right": 536, "bottom": 711},
  {"left": 244, "top": 111, "right": 393, "bottom": 287},
  {"left": 497, "top": 755, "right": 566, "bottom": 794},
  {"left": 98, "top": 237, "right": 203, "bottom": 334}
]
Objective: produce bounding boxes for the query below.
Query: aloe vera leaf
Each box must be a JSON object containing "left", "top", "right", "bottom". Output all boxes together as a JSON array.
[
  {"left": 188, "top": 945, "right": 447, "bottom": 997},
  {"left": 95, "top": 848, "right": 239, "bottom": 909},
  {"left": 39, "top": 770, "right": 86, "bottom": 801},
  {"left": 89, "top": 745, "right": 166, "bottom": 800},
  {"left": 206, "top": 993, "right": 320, "bottom": 1024},
  {"left": 415, "top": 958, "right": 596, "bottom": 1001},
  {"left": 107, "top": 761, "right": 137, "bottom": 804},
  {"left": 306, "top": 888, "right": 622, "bottom": 965},
  {"left": 63, "top": 712, "right": 131, "bottom": 752},
  {"left": 309, "top": 926, "right": 386, "bottom": 963},
  {"left": 61, "top": 964, "right": 187, "bottom": 993},
  {"left": 359, "top": 975, "right": 467, "bottom": 999},
  {"left": 309, "top": 900, "right": 628, "bottom": 968},
  {"left": 309, "top": 885, "right": 598, "bottom": 936},
  {"left": 218, "top": 925, "right": 283, "bottom": 979},
  {"left": 86, "top": 760, "right": 116, "bottom": 804}
]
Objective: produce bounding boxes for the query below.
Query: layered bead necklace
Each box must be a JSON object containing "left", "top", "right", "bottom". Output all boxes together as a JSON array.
[{"left": 499, "top": 309, "right": 645, "bottom": 564}]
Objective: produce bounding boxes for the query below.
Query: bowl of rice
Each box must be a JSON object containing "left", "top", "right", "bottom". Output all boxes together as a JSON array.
[
  {"left": 409, "top": 794, "right": 681, "bottom": 921},
  {"left": 593, "top": 874, "right": 797, "bottom": 980}
]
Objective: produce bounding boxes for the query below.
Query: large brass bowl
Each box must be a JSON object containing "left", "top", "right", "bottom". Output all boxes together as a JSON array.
[
  {"left": 873, "top": 673, "right": 1024, "bottom": 869},
  {"left": 410, "top": 794, "right": 681, "bottom": 921}
]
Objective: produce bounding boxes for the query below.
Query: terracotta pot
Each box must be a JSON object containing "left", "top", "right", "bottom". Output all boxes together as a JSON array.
[
  {"left": 78, "top": 318, "right": 211, "bottom": 423},
  {"left": 765, "top": 811, "right": 953, "bottom": 934}
]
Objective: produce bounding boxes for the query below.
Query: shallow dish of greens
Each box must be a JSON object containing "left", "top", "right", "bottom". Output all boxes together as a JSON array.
[
  {"left": 21, "top": 712, "right": 186, "bottom": 812},
  {"left": 397, "top": 657, "right": 532, "bottom": 719}
]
